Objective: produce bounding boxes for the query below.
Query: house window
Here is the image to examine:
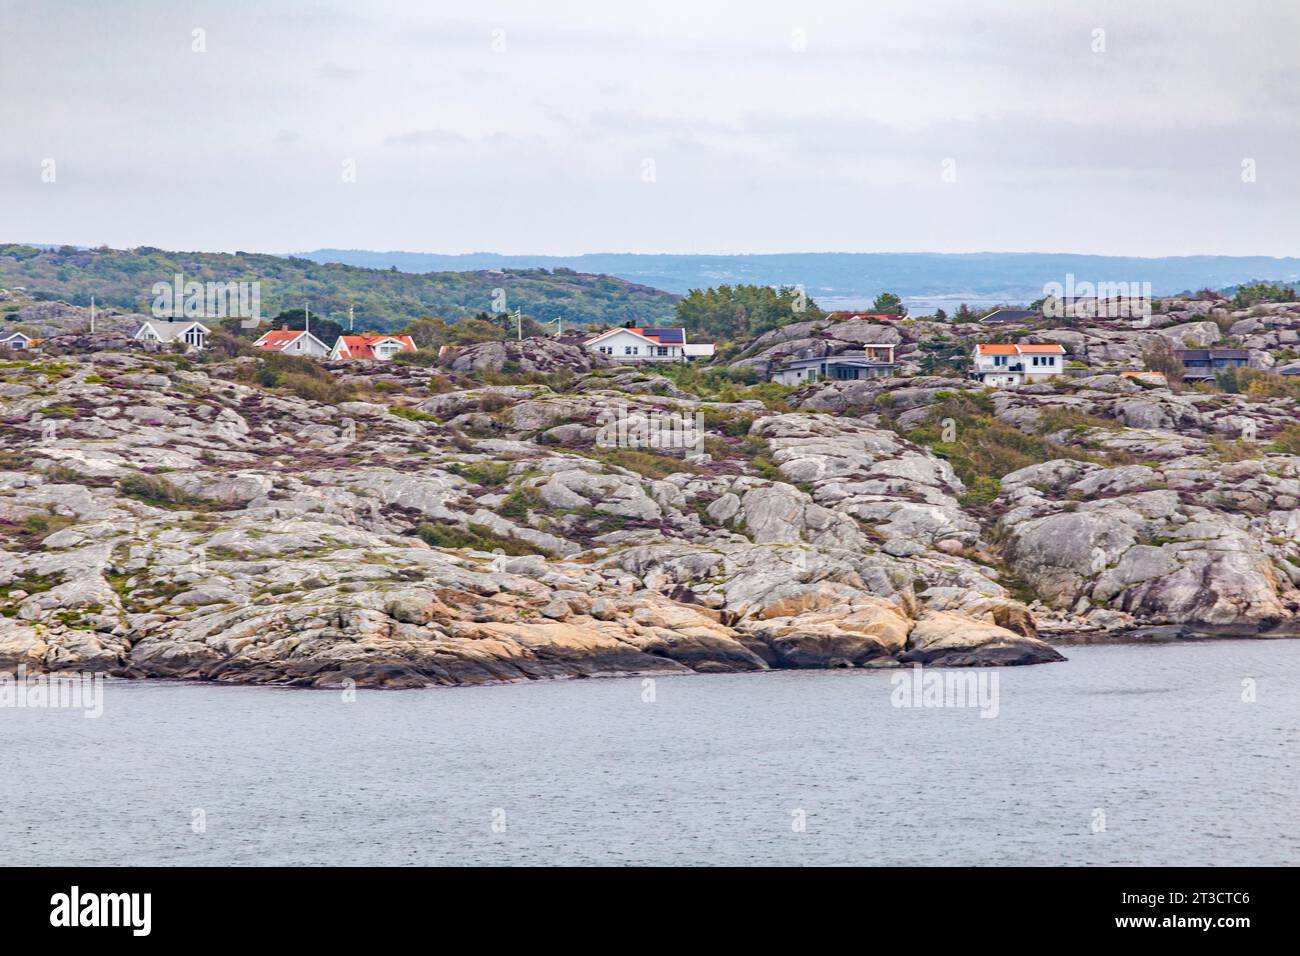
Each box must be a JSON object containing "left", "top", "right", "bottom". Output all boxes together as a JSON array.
[
  {"left": 994, "top": 355, "right": 1007, "bottom": 366},
  {"left": 624, "top": 346, "right": 638, "bottom": 355},
  {"left": 657, "top": 346, "right": 669, "bottom": 356},
  {"left": 598, "top": 346, "right": 612, "bottom": 354},
  {"left": 184, "top": 329, "right": 202, "bottom": 346}
]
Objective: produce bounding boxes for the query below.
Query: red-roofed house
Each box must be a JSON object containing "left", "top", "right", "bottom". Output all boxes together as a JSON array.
[
  {"left": 583, "top": 327, "right": 714, "bottom": 363},
  {"left": 252, "top": 325, "right": 331, "bottom": 358},
  {"left": 970, "top": 342, "right": 1066, "bottom": 387},
  {"left": 330, "top": 334, "right": 417, "bottom": 361}
]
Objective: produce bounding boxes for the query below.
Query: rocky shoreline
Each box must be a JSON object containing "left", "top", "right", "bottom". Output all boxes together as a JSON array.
[{"left": 2, "top": 319, "right": 1298, "bottom": 688}]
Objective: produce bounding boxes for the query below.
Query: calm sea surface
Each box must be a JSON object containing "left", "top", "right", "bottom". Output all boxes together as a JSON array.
[{"left": 3, "top": 642, "right": 1297, "bottom": 866}]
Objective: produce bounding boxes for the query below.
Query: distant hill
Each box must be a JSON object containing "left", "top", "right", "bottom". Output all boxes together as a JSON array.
[
  {"left": 0, "top": 244, "right": 678, "bottom": 331},
  {"left": 300, "top": 249, "right": 1300, "bottom": 304}
]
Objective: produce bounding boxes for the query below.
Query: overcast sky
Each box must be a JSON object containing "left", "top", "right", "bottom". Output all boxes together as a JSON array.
[{"left": 2, "top": 0, "right": 1297, "bottom": 257}]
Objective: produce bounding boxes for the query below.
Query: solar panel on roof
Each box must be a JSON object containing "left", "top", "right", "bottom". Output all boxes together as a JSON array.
[{"left": 643, "top": 328, "right": 684, "bottom": 343}]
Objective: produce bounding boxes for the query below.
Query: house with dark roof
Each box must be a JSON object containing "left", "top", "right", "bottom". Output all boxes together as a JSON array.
[
  {"left": 770, "top": 344, "right": 897, "bottom": 386},
  {"left": 584, "top": 327, "right": 714, "bottom": 363},
  {"left": 1175, "top": 348, "right": 1250, "bottom": 381},
  {"left": 981, "top": 309, "right": 1039, "bottom": 325}
]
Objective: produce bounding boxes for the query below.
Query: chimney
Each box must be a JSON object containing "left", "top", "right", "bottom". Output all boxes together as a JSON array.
[{"left": 281, "top": 324, "right": 288, "bottom": 331}]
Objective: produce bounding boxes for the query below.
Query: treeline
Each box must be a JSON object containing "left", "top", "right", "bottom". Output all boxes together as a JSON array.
[{"left": 0, "top": 244, "right": 679, "bottom": 331}]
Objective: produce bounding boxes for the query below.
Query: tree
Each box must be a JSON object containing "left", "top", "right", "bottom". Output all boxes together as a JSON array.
[
  {"left": 917, "top": 338, "right": 966, "bottom": 376},
  {"left": 261, "top": 309, "right": 344, "bottom": 344},
  {"left": 675, "top": 284, "right": 825, "bottom": 341},
  {"left": 403, "top": 317, "right": 455, "bottom": 349},
  {"left": 871, "top": 291, "right": 906, "bottom": 316},
  {"left": 1141, "top": 336, "right": 1185, "bottom": 385},
  {"left": 1232, "top": 282, "right": 1297, "bottom": 309}
]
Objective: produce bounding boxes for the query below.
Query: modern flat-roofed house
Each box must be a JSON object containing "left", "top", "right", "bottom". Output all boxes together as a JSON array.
[
  {"left": 970, "top": 342, "right": 1066, "bottom": 387},
  {"left": 1175, "top": 348, "right": 1250, "bottom": 381},
  {"left": 133, "top": 318, "right": 211, "bottom": 350},
  {"left": 584, "top": 327, "right": 714, "bottom": 363},
  {"left": 330, "top": 334, "right": 417, "bottom": 361},
  {"left": 253, "top": 325, "right": 332, "bottom": 357},
  {"left": 770, "top": 344, "right": 897, "bottom": 386},
  {"left": 981, "top": 309, "right": 1039, "bottom": 325}
]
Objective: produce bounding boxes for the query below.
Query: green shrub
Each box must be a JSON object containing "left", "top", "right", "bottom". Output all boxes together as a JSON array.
[
  {"left": 499, "top": 484, "right": 544, "bottom": 519},
  {"left": 278, "top": 372, "right": 354, "bottom": 404},
  {"left": 390, "top": 405, "right": 438, "bottom": 422},
  {"left": 447, "top": 462, "right": 512, "bottom": 487},
  {"left": 416, "top": 521, "right": 552, "bottom": 557},
  {"left": 117, "top": 472, "right": 199, "bottom": 508},
  {"left": 1271, "top": 425, "right": 1300, "bottom": 455}
]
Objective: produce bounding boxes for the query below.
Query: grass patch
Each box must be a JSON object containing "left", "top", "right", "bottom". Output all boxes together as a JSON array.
[
  {"left": 447, "top": 461, "right": 512, "bottom": 488},
  {"left": 905, "top": 392, "right": 1104, "bottom": 489},
  {"left": 577, "top": 446, "right": 703, "bottom": 480},
  {"left": 117, "top": 472, "right": 202, "bottom": 509},
  {"left": 416, "top": 521, "right": 553, "bottom": 557},
  {"left": 498, "top": 484, "right": 544, "bottom": 519},
  {"left": 389, "top": 404, "right": 439, "bottom": 422}
]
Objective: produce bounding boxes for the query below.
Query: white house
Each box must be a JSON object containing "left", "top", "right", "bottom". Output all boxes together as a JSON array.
[
  {"left": 970, "top": 343, "right": 1066, "bottom": 386},
  {"left": 584, "top": 327, "right": 714, "bottom": 363},
  {"left": 253, "top": 326, "right": 332, "bottom": 357},
  {"left": 0, "top": 331, "right": 35, "bottom": 351},
  {"left": 330, "top": 334, "right": 417, "bottom": 361},
  {"left": 134, "top": 318, "right": 210, "bottom": 350}
]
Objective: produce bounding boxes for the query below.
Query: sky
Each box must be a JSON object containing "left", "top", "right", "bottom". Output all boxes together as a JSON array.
[{"left": 1, "top": 0, "right": 1298, "bottom": 257}]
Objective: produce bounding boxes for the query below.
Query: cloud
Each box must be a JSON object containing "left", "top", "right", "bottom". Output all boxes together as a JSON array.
[
  {"left": 382, "top": 129, "right": 468, "bottom": 148},
  {"left": 317, "top": 63, "right": 360, "bottom": 80}
]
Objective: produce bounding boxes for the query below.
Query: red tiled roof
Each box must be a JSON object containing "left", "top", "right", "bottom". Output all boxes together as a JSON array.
[
  {"left": 254, "top": 329, "right": 305, "bottom": 350},
  {"left": 975, "top": 343, "right": 1065, "bottom": 355},
  {"left": 335, "top": 334, "right": 417, "bottom": 359}
]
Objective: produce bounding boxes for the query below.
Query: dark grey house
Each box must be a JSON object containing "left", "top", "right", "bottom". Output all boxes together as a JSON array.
[
  {"left": 1175, "top": 348, "right": 1250, "bottom": 381},
  {"left": 980, "top": 309, "right": 1039, "bottom": 325}
]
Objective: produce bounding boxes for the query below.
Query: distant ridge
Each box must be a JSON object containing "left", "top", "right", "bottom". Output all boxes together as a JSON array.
[
  {"left": 299, "top": 249, "right": 1300, "bottom": 303},
  {"left": 0, "top": 244, "right": 679, "bottom": 330}
]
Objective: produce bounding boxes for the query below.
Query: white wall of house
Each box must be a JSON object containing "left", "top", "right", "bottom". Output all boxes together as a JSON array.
[
  {"left": 771, "top": 365, "right": 822, "bottom": 386},
  {"left": 261, "top": 332, "right": 331, "bottom": 357},
  {"left": 134, "top": 321, "right": 209, "bottom": 349},
  {"left": 970, "top": 347, "right": 1062, "bottom": 386},
  {"left": 589, "top": 329, "right": 683, "bottom": 362},
  {"left": 370, "top": 338, "right": 408, "bottom": 360},
  {"left": 1022, "top": 353, "right": 1062, "bottom": 381}
]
